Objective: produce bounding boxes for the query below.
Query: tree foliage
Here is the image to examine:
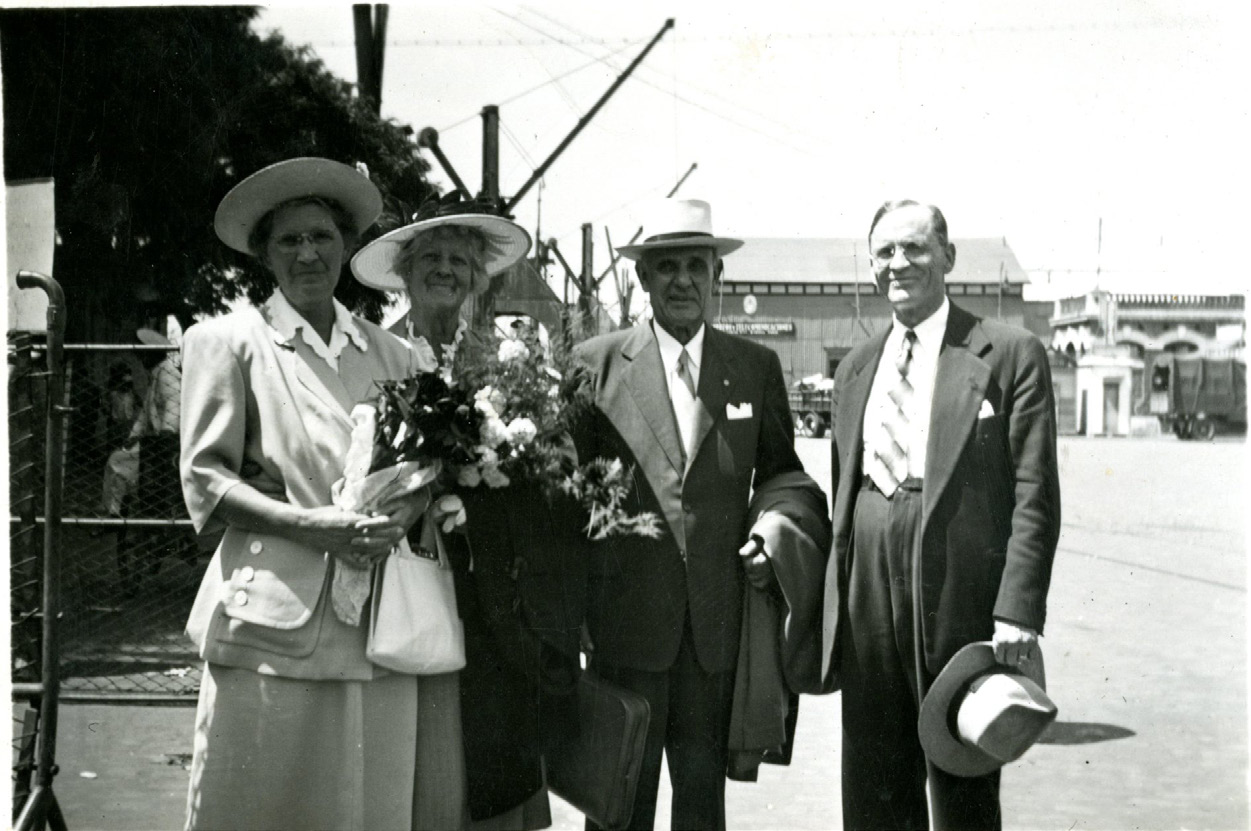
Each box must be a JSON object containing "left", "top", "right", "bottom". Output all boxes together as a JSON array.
[{"left": 2, "top": 6, "right": 435, "bottom": 341}]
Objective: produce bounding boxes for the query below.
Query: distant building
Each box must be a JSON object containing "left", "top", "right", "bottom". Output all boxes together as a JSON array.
[
  {"left": 1048, "top": 291, "right": 1245, "bottom": 436},
  {"left": 712, "top": 237, "right": 1048, "bottom": 384}
]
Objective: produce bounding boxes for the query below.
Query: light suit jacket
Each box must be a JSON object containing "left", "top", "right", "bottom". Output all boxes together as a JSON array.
[
  {"left": 573, "top": 323, "right": 828, "bottom": 675},
  {"left": 181, "top": 304, "right": 418, "bottom": 679},
  {"left": 820, "top": 302, "right": 1061, "bottom": 688}
]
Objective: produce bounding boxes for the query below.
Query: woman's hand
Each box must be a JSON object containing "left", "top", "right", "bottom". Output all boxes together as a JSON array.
[{"left": 291, "top": 506, "right": 399, "bottom": 568}]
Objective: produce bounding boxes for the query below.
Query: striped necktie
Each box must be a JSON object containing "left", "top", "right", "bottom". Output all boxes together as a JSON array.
[{"left": 866, "top": 329, "right": 917, "bottom": 496}]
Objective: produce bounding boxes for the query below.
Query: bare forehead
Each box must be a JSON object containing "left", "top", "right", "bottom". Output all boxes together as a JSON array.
[{"left": 870, "top": 205, "right": 939, "bottom": 243}]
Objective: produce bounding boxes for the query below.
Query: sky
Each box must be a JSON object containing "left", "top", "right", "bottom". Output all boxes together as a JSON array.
[{"left": 254, "top": 2, "right": 1241, "bottom": 306}]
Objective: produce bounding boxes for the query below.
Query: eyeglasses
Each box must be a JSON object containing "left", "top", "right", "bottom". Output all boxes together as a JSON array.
[
  {"left": 272, "top": 229, "right": 340, "bottom": 254},
  {"left": 870, "top": 241, "right": 934, "bottom": 267}
]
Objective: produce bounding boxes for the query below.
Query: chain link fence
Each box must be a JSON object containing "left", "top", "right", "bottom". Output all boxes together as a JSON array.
[{"left": 10, "top": 337, "right": 202, "bottom": 703}]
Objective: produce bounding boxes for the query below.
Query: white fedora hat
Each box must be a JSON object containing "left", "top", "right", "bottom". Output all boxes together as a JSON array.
[
  {"left": 214, "top": 157, "right": 383, "bottom": 255},
  {"left": 350, "top": 195, "right": 532, "bottom": 294},
  {"left": 919, "top": 642, "right": 1058, "bottom": 778},
  {"left": 615, "top": 198, "right": 743, "bottom": 260}
]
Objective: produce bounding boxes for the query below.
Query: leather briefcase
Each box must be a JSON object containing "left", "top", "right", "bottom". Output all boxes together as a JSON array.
[{"left": 547, "top": 671, "right": 651, "bottom": 830}]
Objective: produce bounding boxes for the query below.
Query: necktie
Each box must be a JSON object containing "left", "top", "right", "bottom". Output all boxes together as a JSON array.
[
  {"left": 676, "top": 348, "right": 697, "bottom": 399},
  {"left": 673, "top": 348, "right": 699, "bottom": 467},
  {"left": 867, "top": 330, "right": 917, "bottom": 496}
]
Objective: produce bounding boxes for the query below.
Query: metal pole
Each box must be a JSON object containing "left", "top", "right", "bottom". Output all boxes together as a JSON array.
[
  {"left": 578, "top": 223, "right": 596, "bottom": 335},
  {"left": 14, "top": 270, "right": 69, "bottom": 831},
  {"left": 417, "top": 127, "right": 472, "bottom": 199},
  {"left": 506, "top": 18, "right": 676, "bottom": 212},
  {"left": 481, "top": 105, "right": 500, "bottom": 203}
]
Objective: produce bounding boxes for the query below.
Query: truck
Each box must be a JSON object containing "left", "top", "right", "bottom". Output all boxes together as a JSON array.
[
  {"left": 1147, "top": 354, "right": 1246, "bottom": 440},
  {"left": 788, "top": 375, "right": 833, "bottom": 438}
]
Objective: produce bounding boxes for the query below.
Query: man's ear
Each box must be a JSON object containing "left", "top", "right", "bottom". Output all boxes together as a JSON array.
[
  {"left": 943, "top": 243, "right": 957, "bottom": 275},
  {"left": 713, "top": 259, "right": 725, "bottom": 284}
]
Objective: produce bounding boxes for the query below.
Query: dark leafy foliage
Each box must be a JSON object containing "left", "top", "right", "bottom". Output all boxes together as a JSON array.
[
  {"left": 1, "top": 6, "right": 435, "bottom": 341},
  {"left": 371, "top": 373, "right": 482, "bottom": 473}
]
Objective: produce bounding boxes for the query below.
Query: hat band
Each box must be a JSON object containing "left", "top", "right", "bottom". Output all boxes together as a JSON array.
[{"left": 643, "top": 231, "right": 715, "bottom": 244}]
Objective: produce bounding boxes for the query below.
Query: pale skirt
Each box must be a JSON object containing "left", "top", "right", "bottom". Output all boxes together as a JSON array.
[{"left": 185, "top": 663, "right": 465, "bottom": 831}]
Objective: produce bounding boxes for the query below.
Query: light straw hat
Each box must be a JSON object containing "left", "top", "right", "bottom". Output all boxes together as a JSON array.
[
  {"left": 351, "top": 193, "right": 531, "bottom": 294},
  {"left": 214, "top": 157, "right": 383, "bottom": 255},
  {"left": 615, "top": 198, "right": 743, "bottom": 260}
]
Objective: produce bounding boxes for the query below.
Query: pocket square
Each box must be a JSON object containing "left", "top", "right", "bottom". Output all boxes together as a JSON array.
[
  {"left": 978, "top": 400, "right": 996, "bottom": 419},
  {"left": 726, "top": 402, "right": 753, "bottom": 420}
]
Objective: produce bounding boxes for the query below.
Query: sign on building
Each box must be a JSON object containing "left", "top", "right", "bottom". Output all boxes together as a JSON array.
[{"left": 716, "top": 319, "right": 796, "bottom": 337}]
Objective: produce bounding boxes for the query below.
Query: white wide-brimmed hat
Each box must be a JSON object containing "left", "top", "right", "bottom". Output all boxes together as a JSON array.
[
  {"left": 350, "top": 195, "right": 532, "bottom": 294},
  {"left": 214, "top": 158, "right": 383, "bottom": 255},
  {"left": 615, "top": 198, "right": 743, "bottom": 260},
  {"left": 919, "top": 642, "right": 1058, "bottom": 778}
]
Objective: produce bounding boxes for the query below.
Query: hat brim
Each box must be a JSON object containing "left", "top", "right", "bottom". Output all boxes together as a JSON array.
[
  {"left": 919, "top": 642, "right": 1050, "bottom": 778},
  {"left": 616, "top": 235, "right": 744, "bottom": 261},
  {"left": 214, "top": 158, "right": 383, "bottom": 255},
  {"left": 350, "top": 214, "right": 532, "bottom": 294}
]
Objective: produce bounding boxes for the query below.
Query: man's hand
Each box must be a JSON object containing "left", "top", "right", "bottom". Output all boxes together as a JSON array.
[
  {"left": 992, "top": 620, "right": 1039, "bottom": 668},
  {"left": 739, "top": 534, "right": 777, "bottom": 591}
]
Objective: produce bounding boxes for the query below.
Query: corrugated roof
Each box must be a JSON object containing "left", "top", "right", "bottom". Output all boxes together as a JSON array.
[{"left": 721, "top": 238, "right": 1028, "bottom": 286}]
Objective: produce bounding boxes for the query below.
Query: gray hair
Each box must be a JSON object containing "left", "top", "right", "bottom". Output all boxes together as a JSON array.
[
  {"left": 868, "top": 200, "right": 950, "bottom": 248},
  {"left": 394, "top": 224, "right": 489, "bottom": 292}
]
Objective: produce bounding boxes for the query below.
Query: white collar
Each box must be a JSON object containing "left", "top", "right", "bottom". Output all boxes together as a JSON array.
[
  {"left": 405, "top": 315, "right": 468, "bottom": 377},
  {"left": 263, "top": 290, "right": 368, "bottom": 354},
  {"left": 893, "top": 297, "right": 949, "bottom": 352},
  {"left": 654, "top": 322, "right": 705, "bottom": 373}
]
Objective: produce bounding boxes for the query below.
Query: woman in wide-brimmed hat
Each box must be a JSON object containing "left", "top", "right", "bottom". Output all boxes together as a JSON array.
[
  {"left": 181, "top": 158, "right": 464, "bottom": 830},
  {"left": 353, "top": 197, "right": 584, "bottom": 831}
]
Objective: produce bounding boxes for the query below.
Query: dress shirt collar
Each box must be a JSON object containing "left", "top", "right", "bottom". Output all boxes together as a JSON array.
[
  {"left": 263, "top": 290, "right": 368, "bottom": 359},
  {"left": 892, "top": 297, "right": 949, "bottom": 355},
  {"left": 653, "top": 322, "right": 705, "bottom": 376}
]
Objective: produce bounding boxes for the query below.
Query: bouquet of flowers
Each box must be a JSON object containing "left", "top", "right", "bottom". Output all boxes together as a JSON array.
[
  {"left": 329, "top": 372, "right": 477, "bottom": 625},
  {"left": 448, "top": 331, "right": 663, "bottom": 540}
]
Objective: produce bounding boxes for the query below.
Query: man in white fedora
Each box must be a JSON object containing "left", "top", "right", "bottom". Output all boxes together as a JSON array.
[{"left": 571, "top": 199, "right": 829, "bottom": 830}]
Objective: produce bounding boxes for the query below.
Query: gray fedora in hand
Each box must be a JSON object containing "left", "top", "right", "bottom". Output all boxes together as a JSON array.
[{"left": 919, "top": 641, "right": 1058, "bottom": 777}]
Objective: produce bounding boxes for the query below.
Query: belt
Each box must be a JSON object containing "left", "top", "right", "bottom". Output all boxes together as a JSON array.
[{"left": 861, "top": 474, "right": 923, "bottom": 495}]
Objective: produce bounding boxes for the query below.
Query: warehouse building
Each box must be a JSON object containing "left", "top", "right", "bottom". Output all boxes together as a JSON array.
[{"left": 710, "top": 237, "right": 1047, "bottom": 385}]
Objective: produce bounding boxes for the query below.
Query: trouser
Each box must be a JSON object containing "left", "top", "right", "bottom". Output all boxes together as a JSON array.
[
  {"left": 841, "top": 480, "right": 1001, "bottom": 831},
  {"left": 587, "top": 616, "right": 734, "bottom": 831}
]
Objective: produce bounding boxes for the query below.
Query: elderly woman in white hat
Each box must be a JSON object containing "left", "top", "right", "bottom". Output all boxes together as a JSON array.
[
  {"left": 355, "top": 200, "right": 584, "bottom": 831},
  {"left": 351, "top": 193, "right": 531, "bottom": 370},
  {"left": 180, "top": 158, "right": 464, "bottom": 830}
]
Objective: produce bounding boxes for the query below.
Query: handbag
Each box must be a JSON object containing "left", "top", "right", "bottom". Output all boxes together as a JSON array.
[
  {"left": 365, "top": 522, "right": 465, "bottom": 675},
  {"left": 546, "top": 671, "right": 651, "bottom": 830}
]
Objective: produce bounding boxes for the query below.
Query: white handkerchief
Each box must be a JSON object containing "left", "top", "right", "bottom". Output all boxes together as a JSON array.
[
  {"left": 978, "top": 400, "right": 996, "bottom": 419},
  {"left": 726, "top": 402, "right": 754, "bottom": 420}
]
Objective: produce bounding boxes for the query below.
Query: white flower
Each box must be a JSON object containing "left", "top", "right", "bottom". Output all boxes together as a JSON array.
[
  {"left": 481, "top": 417, "right": 510, "bottom": 449},
  {"left": 482, "top": 464, "right": 511, "bottom": 488},
  {"left": 477, "top": 447, "right": 499, "bottom": 466},
  {"left": 433, "top": 494, "right": 467, "bottom": 533},
  {"left": 456, "top": 465, "right": 482, "bottom": 487},
  {"left": 498, "top": 339, "right": 531, "bottom": 363},
  {"left": 506, "top": 417, "right": 537, "bottom": 446}
]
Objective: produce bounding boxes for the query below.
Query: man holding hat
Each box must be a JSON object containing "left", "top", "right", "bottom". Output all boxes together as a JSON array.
[
  {"left": 820, "top": 200, "right": 1061, "bottom": 829},
  {"left": 572, "top": 199, "right": 829, "bottom": 830}
]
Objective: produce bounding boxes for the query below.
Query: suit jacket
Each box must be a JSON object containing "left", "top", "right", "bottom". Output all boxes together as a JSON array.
[
  {"left": 573, "top": 323, "right": 827, "bottom": 675},
  {"left": 821, "top": 302, "right": 1060, "bottom": 687},
  {"left": 181, "top": 304, "right": 418, "bottom": 679}
]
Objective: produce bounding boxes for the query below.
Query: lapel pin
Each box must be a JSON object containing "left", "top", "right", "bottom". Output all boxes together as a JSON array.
[{"left": 723, "top": 379, "right": 729, "bottom": 387}]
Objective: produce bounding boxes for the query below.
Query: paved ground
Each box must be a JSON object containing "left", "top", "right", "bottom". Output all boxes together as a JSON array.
[{"left": 14, "top": 436, "right": 1248, "bottom": 830}]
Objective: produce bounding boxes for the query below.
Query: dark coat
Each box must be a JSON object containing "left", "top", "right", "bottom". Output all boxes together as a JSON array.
[
  {"left": 820, "top": 302, "right": 1061, "bottom": 686},
  {"left": 573, "top": 323, "right": 825, "bottom": 675},
  {"left": 447, "top": 484, "right": 585, "bottom": 821}
]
